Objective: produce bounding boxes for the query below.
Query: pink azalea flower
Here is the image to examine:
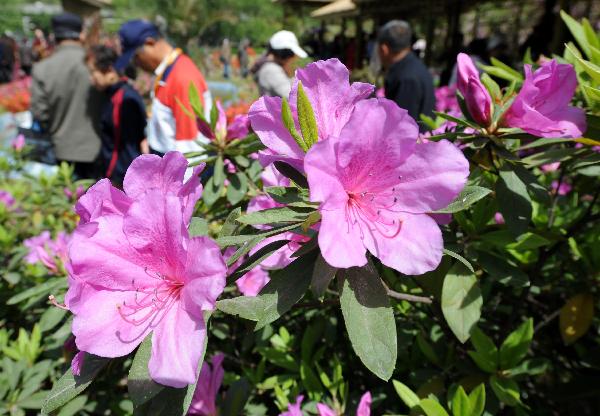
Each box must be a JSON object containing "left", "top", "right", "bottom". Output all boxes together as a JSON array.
[
  {"left": 494, "top": 212, "right": 505, "bottom": 225},
  {"left": 71, "top": 351, "right": 85, "bottom": 376},
  {"left": 66, "top": 152, "right": 226, "bottom": 388},
  {"left": 223, "top": 158, "right": 237, "bottom": 174},
  {"left": 375, "top": 87, "right": 385, "bottom": 98},
  {"left": 435, "top": 85, "right": 460, "bottom": 113},
  {"left": 23, "top": 231, "right": 69, "bottom": 274},
  {"left": 0, "top": 190, "right": 16, "bottom": 208},
  {"left": 11, "top": 134, "right": 25, "bottom": 151},
  {"left": 304, "top": 99, "right": 469, "bottom": 275},
  {"left": 503, "top": 60, "right": 586, "bottom": 138},
  {"left": 316, "top": 392, "right": 371, "bottom": 416},
  {"left": 64, "top": 185, "right": 86, "bottom": 200},
  {"left": 356, "top": 392, "right": 371, "bottom": 416},
  {"left": 235, "top": 267, "right": 270, "bottom": 296},
  {"left": 249, "top": 58, "right": 374, "bottom": 170},
  {"left": 552, "top": 180, "right": 572, "bottom": 196},
  {"left": 188, "top": 353, "right": 225, "bottom": 416},
  {"left": 280, "top": 395, "right": 304, "bottom": 416},
  {"left": 456, "top": 53, "right": 492, "bottom": 127},
  {"left": 540, "top": 162, "right": 560, "bottom": 172},
  {"left": 226, "top": 114, "right": 250, "bottom": 140}
]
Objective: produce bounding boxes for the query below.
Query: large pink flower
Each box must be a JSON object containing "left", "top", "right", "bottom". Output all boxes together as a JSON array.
[
  {"left": 249, "top": 58, "right": 374, "bottom": 170},
  {"left": 188, "top": 353, "right": 224, "bottom": 415},
  {"left": 456, "top": 53, "right": 492, "bottom": 127},
  {"left": 66, "top": 153, "right": 226, "bottom": 388},
  {"left": 304, "top": 99, "right": 469, "bottom": 275},
  {"left": 503, "top": 60, "right": 586, "bottom": 138}
]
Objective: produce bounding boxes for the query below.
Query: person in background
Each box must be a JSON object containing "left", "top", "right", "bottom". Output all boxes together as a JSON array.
[
  {"left": 115, "top": 19, "right": 211, "bottom": 156},
  {"left": 220, "top": 38, "right": 231, "bottom": 79},
  {"left": 252, "top": 30, "right": 307, "bottom": 98},
  {"left": 238, "top": 38, "right": 250, "bottom": 78},
  {"left": 377, "top": 20, "right": 435, "bottom": 131},
  {"left": 85, "top": 45, "right": 147, "bottom": 186},
  {"left": 30, "top": 13, "right": 104, "bottom": 179},
  {"left": 0, "top": 34, "right": 16, "bottom": 83}
]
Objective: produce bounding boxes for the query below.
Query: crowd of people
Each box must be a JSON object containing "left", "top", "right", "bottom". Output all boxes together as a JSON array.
[{"left": 2, "top": 9, "right": 522, "bottom": 186}]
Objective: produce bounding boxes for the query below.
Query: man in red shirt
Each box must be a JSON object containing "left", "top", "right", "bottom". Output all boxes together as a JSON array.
[{"left": 115, "top": 20, "right": 212, "bottom": 155}]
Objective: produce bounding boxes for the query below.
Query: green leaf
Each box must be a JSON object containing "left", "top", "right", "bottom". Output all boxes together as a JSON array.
[
  {"left": 434, "top": 186, "right": 492, "bottom": 214},
  {"left": 496, "top": 167, "right": 531, "bottom": 236},
  {"left": 227, "top": 239, "right": 288, "bottom": 283},
  {"left": 506, "top": 232, "right": 551, "bottom": 251},
  {"left": 468, "top": 384, "right": 486, "bottom": 416},
  {"left": 310, "top": 254, "right": 337, "bottom": 297},
  {"left": 489, "top": 375, "right": 520, "bottom": 406},
  {"left": 203, "top": 176, "right": 222, "bottom": 207},
  {"left": 39, "top": 307, "right": 67, "bottom": 332},
  {"left": 392, "top": 380, "right": 421, "bottom": 409},
  {"left": 339, "top": 262, "right": 397, "bottom": 381},
  {"left": 236, "top": 206, "right": 314, "bottom": 225},
  {"left": 281, "top": 98, "right": 308, "bottom": 152},
  {"left": 420, "top": 398, "right": 450, "bottom": 416},
  {"left": 219, "top": 208, "right": 243, "bottom": 238},
  {"left": 221, "top": 378, "right": 251, "bottom": 416},
  {"left": 480, "top": 73, "right": 502, "bottom": 102},
  {"left": 521, "top": 147, "right": 579, "bottom": 167},
  {"left": 265, "top": 186, "right": 313, "bottom": 207},
  {"left": 296, "top": 81, "right": 319, "bottom": 149},
  {"left": 226, "top": 172, "right": 248, "bottom": 205},
  {"left": 451, "top": 386, "right": 471, "bottom": 416},
  {"left": 214, "top": 156, "right": 225, "bottom": 187},
  {"left": 7, "top": 278, "right": 66, "bottom": 305},
  {"left": 128, "top": 336, "right": 165, "bottom": 407},
  {"left": 441, "top": 263, "right": 482, "bottom": 343},
  {"left": 499, "top": 318, "right": 533, "bottom": 370},
  {"left": 188, "top": 82, "right": 206, "bottom": 121},
  {"left": 477, "top": 251, "right": 530, "bottom": 288},
  {"left": 189, "top": 217, "right": 209, "bottom": 237},
  {"left": 479, "top": 59, "right": 522, "bottom": 83},
  {"left": 42, "top": 354, "right": 110, "bottom": 414},
  {"left": 469, "top": 327, "right": 498, "bottom": 371},
  {"left": 273, "top": 161, "right": 309, "bottom": 189},
  {"left": 210, "top": 99, "right": 218, "bottom": 130},
  {"left": 505, "top": 358, "right": 550, "bottom": 378},
  {"left": 561, "top": 10, "right": 591, "bottom": 58},
  {"left": 417, "top": 332, "right": 441, "bottom": 366},
  {"left": 216, "top": 251, "right": 318, "bottom": 329}
]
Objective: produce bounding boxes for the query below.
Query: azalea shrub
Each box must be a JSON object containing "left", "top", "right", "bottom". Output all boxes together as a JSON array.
[{"left": 1, "top": 11, "right": 600, "bottom": 416}]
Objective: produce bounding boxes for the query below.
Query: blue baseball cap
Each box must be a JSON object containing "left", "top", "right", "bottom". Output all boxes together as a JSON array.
[{"left": 116, "top": 20, "right": 160, "bottom": 70}]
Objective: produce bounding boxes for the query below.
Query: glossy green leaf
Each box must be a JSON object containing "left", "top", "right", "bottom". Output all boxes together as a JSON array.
[
  {"left": 188, "top": 82, "right": 206, "bottom": 121},
  {"left": 226, "top": 172, "right": 248, "bottom": 205},
  {"left": 221, "top": 378, "right": 251, "bottom": 416},
  {"left": 489, "top": 375, "right": 520, "bottom": 406},
  {"left": 236, "top": 206, "right": 314, "bottom": 225},
  {"left": 310, "top": 253, "right": 337, "bottom": 297},
  {"left": 468, "top": 384, "right": 486, "bottom": 416},
  {"left": 497, "top": 167, "right": 531, "bottom": 236},
  {"left": 281, "top": 98, "right": 307, "bottom": 152},
  {"left": 499, "top": 318, "right": 533, "bottom": 370},
  {"left": 42, "top": 354, "right": 110, "bottom": 414},
  {"left": 217, "top": 251, "right": 318, "bottom": 329},
  {"left": 451, "top": 385, "right": 471, "bottom": 416},
  {"left": 477, "top": 251, "right": 530, "bottom": 288},
  {"left": 392, "top": 380, "right": 420, "bottom": 409},
  {"left": 189, "top": 217, "right": 209, "bottom": 237},
  {"left": 128, "top": 335, "right": 164, "bottom": 407},
  {"left": 296, "top": 81, "right": 319, "bottom": 149},
  {"left": 441, "top": 263, "right": 482, "bottom": 343},
  {"left": 420, "top": 398, "right": 450, "bottom": 416},
  {"left": 434, "top": 186, "right": 492, "bottom": 214},
  {"left": 339, "top": 262, "right": 397, "bottom": 381}
]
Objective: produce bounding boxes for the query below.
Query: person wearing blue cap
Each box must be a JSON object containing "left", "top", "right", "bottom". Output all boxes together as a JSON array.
[
  {"left": 116, "top": 20, "right": 212, "bottom": 156},
  {"left": 30, "top": 12, "right": 104, "bottom": 179}
]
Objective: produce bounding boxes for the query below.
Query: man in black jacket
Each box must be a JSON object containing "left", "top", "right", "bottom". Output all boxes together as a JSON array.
[{"left": 378, "top": 20, "right": 435, "bottom": 131}]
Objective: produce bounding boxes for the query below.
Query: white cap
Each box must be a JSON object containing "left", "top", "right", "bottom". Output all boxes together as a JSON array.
[{"left": 269, "top": 30, "right": 308, "bottom": 58}]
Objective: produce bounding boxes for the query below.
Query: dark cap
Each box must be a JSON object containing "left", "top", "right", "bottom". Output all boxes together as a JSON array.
[
  {"left": 51, "top": 12, "right": 82, "bottom": 40},
  {"left": 116, "top": 19, "right": 160, "bottom": 70}
]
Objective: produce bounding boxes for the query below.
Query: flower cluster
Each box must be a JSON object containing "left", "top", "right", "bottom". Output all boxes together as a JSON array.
[
  {"left": 24, "top": 230, "right": 69, "bottom": 274},
  {"left": 65, "top": 152, "right": 227, "bottom": 387},
  {"left": 249, "top": 58, "right": 470, "bottom": 275}
]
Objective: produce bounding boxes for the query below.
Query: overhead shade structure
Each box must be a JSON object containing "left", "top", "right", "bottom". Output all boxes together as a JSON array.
[{"left": 311, "top": 0, "right": 357, "bottom": 18}]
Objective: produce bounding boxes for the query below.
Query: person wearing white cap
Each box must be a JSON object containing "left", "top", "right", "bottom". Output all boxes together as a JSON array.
[{"left": 253, "top": 30, "right": 308, "bottom": 98}]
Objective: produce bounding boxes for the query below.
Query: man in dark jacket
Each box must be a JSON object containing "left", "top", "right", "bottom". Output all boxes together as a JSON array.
[
  {"left": 30, "top": 13, "right": 104, "bottom": 178},
  {"left": 378, "top": 20, "right": 435, "bottom": 131}
]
